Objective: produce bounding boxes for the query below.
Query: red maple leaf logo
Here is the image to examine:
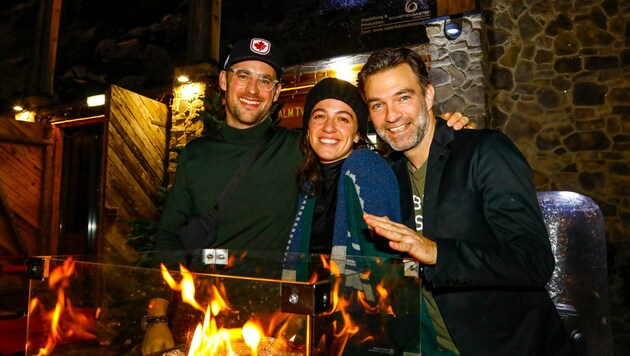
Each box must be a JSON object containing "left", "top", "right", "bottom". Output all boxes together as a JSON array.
[{"left": 253, "top": 40, "right": 268, "bottom": 52}]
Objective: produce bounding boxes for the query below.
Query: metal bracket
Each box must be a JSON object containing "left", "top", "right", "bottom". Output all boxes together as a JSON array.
[
  {"left": 281, "top": 281, "right": 332, "bottom": 316},
  {"left": 403, "top": 259, "right": 420, "bottom": 278},
  {"left": 25, "top": 256, "right": 50, "bottom": 280},
  {"left": 201, "top": 248, "right": 229, "bottom": 265}
]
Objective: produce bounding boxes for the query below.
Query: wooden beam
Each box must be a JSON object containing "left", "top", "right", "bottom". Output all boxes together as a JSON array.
[
  {"left": 30, "top": 0, "right": 63, "bottom": 97},
  {"left": 187, "top": 0, "right": 216, "bottom": 63},
  {"left": 0, "top": 133, "right": 52, "bottom": 146},
  {"left": 40, "top": 125, "right": 63, "bottom": 255},
  {"left": 211, "top": 0, "right": 221, "bottom": 62}
]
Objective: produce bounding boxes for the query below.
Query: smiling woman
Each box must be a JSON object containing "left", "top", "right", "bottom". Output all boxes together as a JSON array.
[
  {"left": 307, "top": 98, "right": 360, "bottom": 164},
  {"left": 283, "top": 78, "right": 402, "bottom": 281}
]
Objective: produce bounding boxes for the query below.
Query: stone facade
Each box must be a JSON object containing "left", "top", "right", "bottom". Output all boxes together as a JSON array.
[
  {"left": 479, "top": 1, "right": 629, "bottom": 353},
  {"left": 424, "top": 15, "right": 488, "bottom": 126}
]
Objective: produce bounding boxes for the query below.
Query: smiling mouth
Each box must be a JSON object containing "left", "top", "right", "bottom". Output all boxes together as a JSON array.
[
  {"left": 239, "top": 97, "right": 260, "bottom": 106},
  {"left": 388, "top": 123, "right": 408, "bottom": 133},
  {"left": 319, "top": 138, "right": 339, "bottom": 144}
]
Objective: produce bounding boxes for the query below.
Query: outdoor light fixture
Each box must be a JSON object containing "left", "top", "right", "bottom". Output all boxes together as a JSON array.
[
  {"left": 330, "top": 57, "right": 356, "bottom": 83},
  {"left": 444, "top": 17, "right": 463, "bottom": 40},
  {"left": 13, "top": 105, "right": 24, "bottom": 111},
  {"left": 178, "top": 83, "right": 203, "bottom": 101},
  {"left": 86, "top": 94, "right": 106, "bottom": 107},
  {"left": 15, "top": 110, "right": 35, "bottom": 122},
  {"left": 177, "top": 75, "right": 190, "bottom": 83}
]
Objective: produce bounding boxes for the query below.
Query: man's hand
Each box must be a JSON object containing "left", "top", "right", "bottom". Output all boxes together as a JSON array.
[
  {"left": 442, "top": 112, "right": 476, "bottom": 130},
  {"left": 364, "top": 213, "right": 437, "bottom": 265},
  {"left": 141, "top": 323, "right": 175, "bottom": 355}
]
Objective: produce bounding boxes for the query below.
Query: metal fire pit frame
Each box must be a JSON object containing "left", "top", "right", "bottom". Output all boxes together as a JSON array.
[{"left": 280, "top": 280, "right": 332, "bottom": 316}]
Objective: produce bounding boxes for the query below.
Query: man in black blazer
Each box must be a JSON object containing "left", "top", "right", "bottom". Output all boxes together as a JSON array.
[{"left": 358, "top": 47, "right": 574, "bottom": 355}]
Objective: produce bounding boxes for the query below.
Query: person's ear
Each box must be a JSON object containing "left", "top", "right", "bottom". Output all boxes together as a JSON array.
[
  {"left": 219, "top": 70, "right": 228, "bottom": 91},
  {"left": 272, "top": 82, "right": 282, "bottom": 102},
  {"left": 424, "top": 84, "right": 435, "bottom": 112}
]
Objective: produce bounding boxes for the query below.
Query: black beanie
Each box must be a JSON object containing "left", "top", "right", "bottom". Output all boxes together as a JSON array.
[{"left": 302, "top": 78, "right": 368, "bottom": 137}]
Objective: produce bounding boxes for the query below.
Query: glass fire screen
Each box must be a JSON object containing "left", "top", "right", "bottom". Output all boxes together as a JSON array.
[{"left": 25, "top": 251, "right": 422, "bottom": 355}]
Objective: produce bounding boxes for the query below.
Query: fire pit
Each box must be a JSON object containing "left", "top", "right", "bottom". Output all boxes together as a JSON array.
[{"left": 25, "top": 252, "right": 423, "bottom": 355}]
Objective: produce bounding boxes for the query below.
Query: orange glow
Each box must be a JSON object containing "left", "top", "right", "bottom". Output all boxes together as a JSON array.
[
  {"left": 160, "top": 263, "right": 204, "bottom": 312},
  {"left": 242, "top": 321, "right": 262, "bottom": 355},
  {"left": 161, "top": 255, "right": 401, "bottom": 355},
  {"left": 28, "top": 257, "right": 96, "bottom": 355},
  {"left": 357, "top": 282, "right": 396, "bottom": 317}
]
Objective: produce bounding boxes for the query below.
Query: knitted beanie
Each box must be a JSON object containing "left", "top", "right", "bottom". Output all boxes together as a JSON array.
[{"left": 302, "top": 78, "right": 368, "bottom": 136}]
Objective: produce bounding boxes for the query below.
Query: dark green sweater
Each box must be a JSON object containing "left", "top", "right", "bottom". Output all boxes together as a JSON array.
[{"left": 154, "top": 119, "right": 302, "bottom": 269}]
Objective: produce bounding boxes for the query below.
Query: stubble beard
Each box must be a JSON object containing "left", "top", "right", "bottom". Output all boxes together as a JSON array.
[
  {"left": 377, "top": 105, "right": 429, "bottom": 152},
  {"left": 224, "top": 83, "right": 272, "bottom": 128}
]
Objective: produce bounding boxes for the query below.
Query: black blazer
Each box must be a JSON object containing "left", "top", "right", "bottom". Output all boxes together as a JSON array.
[{"left": 390, "top": 119, "right": 574, "bottom": 355}]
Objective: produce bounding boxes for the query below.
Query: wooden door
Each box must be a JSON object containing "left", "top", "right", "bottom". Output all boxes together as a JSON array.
[{"left": 100, "top": 85, "right": 169, "bottom": 265}]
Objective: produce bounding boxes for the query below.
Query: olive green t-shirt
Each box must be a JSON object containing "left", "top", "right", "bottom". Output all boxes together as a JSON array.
[{"left": 407, "top": 161, "right": 460, "bottom": 355}]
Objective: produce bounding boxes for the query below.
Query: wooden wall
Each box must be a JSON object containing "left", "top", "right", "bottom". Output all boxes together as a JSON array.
[
  {"left": 0, "top": 118, "right": 61, "bottom": 257},
  {"left": 101, "top": 85, "right": 168, "bottom": 264},
  {"left": 0, "top": 116, "right": 62, "bottom": 302}
]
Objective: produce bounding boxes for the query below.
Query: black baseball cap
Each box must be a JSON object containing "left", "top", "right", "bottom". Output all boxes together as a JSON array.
[{"left": 223, "top": 37, "right": 284, "bottom": 77}]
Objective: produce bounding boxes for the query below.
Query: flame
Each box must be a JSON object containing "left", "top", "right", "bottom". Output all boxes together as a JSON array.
[
  {"left": 161, "top": 263, "right": 265, "bottom": 355},
  {"left": 28, "top": 257, "right": 96, "bottom": 355},
  {"left": 160, "top": 263, "right": 204, "bottom": 312},
  {"left": 357, "top": 282, "right": 396, "bottom": 316},
  {"left": 242, "top": 321, "right": 262, "bottom": 355},
  {"left": 160, "top": 254, "right": 400, "bottom": 355}
]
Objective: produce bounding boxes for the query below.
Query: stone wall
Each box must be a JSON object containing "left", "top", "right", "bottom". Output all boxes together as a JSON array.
[
  {"left": 480, "top": 0, "right": 630, "bottom": 353},
  {"left": 424, "top": 14, "right": 488, "bottom": 126}
]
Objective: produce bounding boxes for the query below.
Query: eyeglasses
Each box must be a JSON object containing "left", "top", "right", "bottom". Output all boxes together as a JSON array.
[{"left": 227, "top": 68, "right": 279, "bottom": 92}]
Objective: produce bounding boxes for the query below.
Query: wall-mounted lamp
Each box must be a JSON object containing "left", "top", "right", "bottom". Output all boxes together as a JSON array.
[
  {"left": 86, "top": 94, "right": 106, "bottom": 107},
  {"left": 444, "top": 17, "right": 463, "bottom": 41},
  {"left": 177, "top": 75, "right": 190, "bottom": 83},
  {"left": 15, "top": 110, "right": 35, "bottom": 122},
  {"left": 177, "top": 83, "right": 203, "bottom": 101},
  {"left": 13, "top": 105, "right": 24, "bottom": 112}
]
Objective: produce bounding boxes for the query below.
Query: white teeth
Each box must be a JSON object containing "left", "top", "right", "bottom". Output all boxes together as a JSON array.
[
  {"left": 240, "top": 98, "right": 260, "bottom": 105},
  {"left": 390, "top": 124, "right": 406, "bottom": 133},
  {"left": 320, "top": 138, "right": 338, "bottom": 144}
]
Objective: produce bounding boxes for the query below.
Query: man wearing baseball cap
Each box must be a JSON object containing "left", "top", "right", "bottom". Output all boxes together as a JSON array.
[{"left": 143, "top": 37, "right": 303, "bottom": 354}]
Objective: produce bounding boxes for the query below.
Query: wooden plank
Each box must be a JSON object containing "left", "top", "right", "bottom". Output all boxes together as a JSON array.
[
  {"left": 40, "top": 125, "right": 63, "bottom": 255},
  {"left": 105, "top": 150, "right": 157, "bottom": 219},
  {"left": 99, "top": 85, "right": 168, "bottom": 263},
  {"left": 108, "top": 86, "right": 167, "bottom": 178},
  {"left": 0, "top": 181, "right": 26, "bottom": 254},
  {"left": 437, "top": 0, "right": 478, "bottom": 17},
  {"left": 0, "top": 145, "right": 43, "bottom": 216},
  {"left": 107, "top": 124, "right": 162, "bottom": 193},
  {"left": 0, "top": 119, "right": 48, "bottom": 258},
  {"left": 0, "top": 120, "right": 48, "bottom": 141},
  {"left": 0, "top": 133, "right": 51, "bottom": 146}
]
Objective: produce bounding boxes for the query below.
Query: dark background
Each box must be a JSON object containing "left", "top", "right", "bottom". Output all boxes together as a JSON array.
[{"left": 0, "top": 0, "right": 439, "bottom": 112}]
